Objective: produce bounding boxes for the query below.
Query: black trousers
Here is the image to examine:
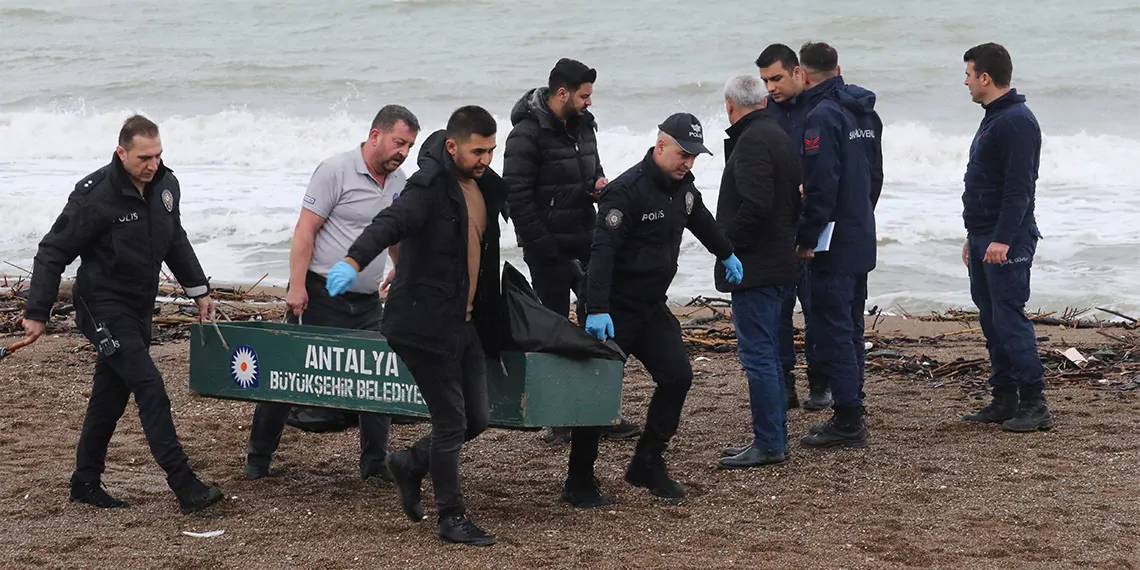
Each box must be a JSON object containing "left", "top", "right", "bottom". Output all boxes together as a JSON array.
[
  {"left": 246, "top": 272, "right": 391, "bottom": 473},
  {"left": 568, "top": 302, "right": 693, "bottom": 481},
  {"left": 73, "top": 314, "right": 194, "bottom": 489},
  {"left": 389, "top": 323, "right": 489, "bottom": 518},
  {"left": 522, "top": 247, "right": 588, "bottom": 320}
]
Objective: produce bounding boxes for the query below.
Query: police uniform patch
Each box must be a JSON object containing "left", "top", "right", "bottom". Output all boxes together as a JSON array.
[
  {"left": 604, "top": 209, "right": 623, "bottom": 229},
  {"left": 685, "top": 191, "right": 694, "bottom": 215},
  {"left": 803, "top": 128, "right": 821, "bottom": 156},
  {"left": 161, "top": 189, "right": 174, "bottom": 212}
]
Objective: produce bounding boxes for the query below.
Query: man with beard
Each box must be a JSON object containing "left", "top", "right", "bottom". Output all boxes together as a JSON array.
[
  {"left": 326, "top": 106, "right": 507, "bottom": 546},
  {"left": 504, "top": 58, "right": 641, "bottom": 446},
  {"left": 244, "top": 105, "right": 420, "bottom": 482}
]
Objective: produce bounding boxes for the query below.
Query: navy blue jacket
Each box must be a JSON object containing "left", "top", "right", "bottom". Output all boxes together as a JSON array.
[
  {"left": 962, "top": 89, "right": 1041, "bottom": 244},
  {"left": 765, "top": 94, "right": 811, "bottom": 148},
  {"left": 586, "top": 149, "right": 734, "bottom": 313},
  {"left": 797, "top": 76, "right": 880, "bottom": 275}
]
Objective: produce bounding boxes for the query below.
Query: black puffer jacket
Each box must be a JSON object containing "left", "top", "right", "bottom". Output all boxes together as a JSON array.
[
  {"left": 346, "top": 130, "right": 508, "bottom": 358},
  {"left": 503, "top": 88, "right": 604, "bottom": 259}
]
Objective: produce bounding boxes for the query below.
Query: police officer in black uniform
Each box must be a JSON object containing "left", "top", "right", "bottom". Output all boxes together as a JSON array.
[
  {"left": 21, "top": 115, "right": 224, "bottom": 514},
  {"left": 572, "top": 113, "right": 743, "bottom": 504}
]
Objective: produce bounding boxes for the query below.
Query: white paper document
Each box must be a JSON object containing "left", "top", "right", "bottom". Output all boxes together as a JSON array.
[{"left": 815, "top": 222, "right": 836, "bottom": 252}]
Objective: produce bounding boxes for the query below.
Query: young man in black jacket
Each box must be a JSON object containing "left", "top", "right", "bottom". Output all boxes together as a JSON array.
[
  {"left": 503, "top": 58, "right": 641, "bottom": 445},
  {"left": 714, "top": 75, "right": 802, "bottom": 469},
  {"left": 959, "top": 43, "right": 1052, "bottom": 432},
  {"left": 325, "top": 106, "right": 506, "bottom": 547}
]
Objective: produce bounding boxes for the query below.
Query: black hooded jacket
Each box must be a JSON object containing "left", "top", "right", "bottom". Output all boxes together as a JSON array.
[
  {"left": 503, "top": 87, "right": 604, "bottom": 259},
  {"left": 346, "top": 130, "right": 508, "bottom": 358}
]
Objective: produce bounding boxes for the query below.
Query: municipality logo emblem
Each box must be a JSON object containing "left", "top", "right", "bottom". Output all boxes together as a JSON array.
[
  {"left": 161, "top": 189, "right": 174, "bottom": 212},
  {"left": 230, "top": 345, "right": 259, "bottom": 389}
]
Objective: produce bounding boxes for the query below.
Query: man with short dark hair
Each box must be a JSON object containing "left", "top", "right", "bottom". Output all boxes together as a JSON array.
[
  {"left": 582, "top": 113, "right": 742, "bottom": 502},
  {"left": 959, "top": 43, "right": 1052, "bottom": 432},
  {"left": 793, "top": 42, "right": 882, "bottom": 449},
  {"left": 755, "top": 42, "right": 828, "bottom": 411},
  {"left": 244, "top": 104, "right": 420, "bottom": 482},
  {"left": 325, "top": 105, "right": 506, "bottom": 546},
  {"left": 21, "top": 114, "right": 223, "bottom": 514},
  {"left": 504, "top": 59, "right": 641, "bottom": 447}
]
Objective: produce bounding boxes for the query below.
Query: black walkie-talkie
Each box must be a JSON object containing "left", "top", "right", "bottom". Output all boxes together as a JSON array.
[{"left": 78, "top": 296, "right": 120, "bottom": 358}]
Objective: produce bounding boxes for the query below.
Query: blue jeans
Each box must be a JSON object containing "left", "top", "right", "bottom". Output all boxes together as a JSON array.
[
  {"left": 808, "top": 271, "right": 867, "bottom": 408},
  {"left": 967, "top": 232, "right": 1045, "bottom": 392},
  {"left": 779, "top": 261, "right": 814, "bottom": 376},
  {"left": 732, "top": 286, "right": 790, "bottom": 453}
]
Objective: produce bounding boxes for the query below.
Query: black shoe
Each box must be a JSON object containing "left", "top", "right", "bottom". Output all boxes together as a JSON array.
[
  {"left": 717, "top": 446, "right": 788, "bottom": 469},
  {"left": 173, "top": 475, "right": 224, "bottom": 515},
  {"left": 361, "top": 462, "right": 394, "bottom": 484},
  {"left": 243, "top": 458, "right": 285, "bottom": 481},
  {"left": 386, "top": 451, "right": 425, "bottom": 522},
  {"left": 438, "top": 512, "right": 496, "bottom": 546},
  {"left": 808, "top": 417, "right": 834, "bottom": 435},
  {"left": 801, "top": 407, "right": 868, "bottom": 449},
  {"left": 541, "top": 427, "right": 572, "bottom": 445},
  {"left": 721, "top": 442, "right": 751, "bottom": 458},
  {"left": 561, "top": 477, "right": 614, "bottom": 509},
  {"left": 963, "top": 387, "right": 1019, "bottom": 424},
  {"left": 785, "top": 372, "right": 800, "bottom": 410},
  {"left": 625, "top": 452, "right": 685, "bottom": 499},
  {"left": 69, "top": 478, "right": 128, "bottom": 509},
  {"left": 802, "top": 387, "right": 833, "bottom": 411},
  {"left": 1001, "top": 390, "right": 1055, "bottom": 433},
  {"left": 602, "top": 418, "right": 643, "bottom": 441}
]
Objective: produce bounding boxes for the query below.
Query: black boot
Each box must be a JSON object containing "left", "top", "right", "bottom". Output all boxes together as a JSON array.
[
  {"left": 69, "top": 476, "right": 127, "bottom": 509},
  {"left": 541, "top": 427, "right": 572, "bottom": 445},
  {"left": 602, "top": 417, "right": 643, "bottom": 440},
  {"left": 802, "top": 369, "right": 832, "bottom": 411},
  {"left": 439, "top": 512, "right": 496, "bottom": 546},
  {"left": 561, "top": 476, "right": 613, "bottom": 508},
  {"left": 1002, "top": 390, "right": 1054, "bottom": 433},
  {"left": 963, "top": 386, "right": 1019, "bottom": 424},
  {"left": 625, "top": 436, "right": 685, "bottom": 499},
  {"left": 173, "top": 474, "right": 224, "bottom": 515},
  {"left": 360, "top": 462, "right": 394, "bottom": 484},
  {"left": 785, "top": 371, "right": 800, "bottom": 410},
  {"left": 800, "top": 405, "right": 868, "bottom": 448},
  {"left": 386, "top": 450, "right": 425, "bottom": 522}
]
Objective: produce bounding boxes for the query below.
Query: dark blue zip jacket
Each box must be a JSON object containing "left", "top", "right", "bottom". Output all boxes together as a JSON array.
[
  {"left": 766, "top": 94, "right": 811, "bottom": 145},
  {"left": 962, "top": 89, "right": 1041, "bottom": 244},
  {"left": 797, "top": 76, "right": 879, "bottom": 275}
]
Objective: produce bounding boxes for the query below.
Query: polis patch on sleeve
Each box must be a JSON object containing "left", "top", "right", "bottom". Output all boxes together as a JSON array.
[
  {"left": 684, "top": 191, "right": 694, "bottom": 215},
  {"left": 161, "top": 189, "right": 174, "bottom": 212},
  {"left": 604, "top": 208, "right": 623, "bottom": 229}
]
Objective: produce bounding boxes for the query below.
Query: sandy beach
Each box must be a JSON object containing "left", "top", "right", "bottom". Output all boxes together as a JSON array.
[{"left": 1, "top": 288, "right": 1138, "bottom": 569}]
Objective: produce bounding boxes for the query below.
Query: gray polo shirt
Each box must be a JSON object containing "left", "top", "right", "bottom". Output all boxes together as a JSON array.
[{"left": 302, "top": 146, "right": 406, "bottom": 294}]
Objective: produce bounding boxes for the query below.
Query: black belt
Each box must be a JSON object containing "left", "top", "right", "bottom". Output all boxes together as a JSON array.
[{"left": 305, "top": 270, "right": 380, "bottom": 302}]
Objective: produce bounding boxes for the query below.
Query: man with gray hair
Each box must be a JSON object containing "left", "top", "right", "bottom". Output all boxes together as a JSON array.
[
  {"left": 714, "top": 76, "right": 803, "bottom": 468},
  {"left": 245, "top": 104, "right": 420, "bottom": 482}
]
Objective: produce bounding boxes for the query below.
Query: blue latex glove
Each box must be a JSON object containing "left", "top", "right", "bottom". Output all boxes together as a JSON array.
[
  {"left": 585, "top": 313, "right": 615, "bottom": 341},
  {"left": 721, "top": 253, "right": 744, "bottom": 284},
  {"left": 325, "top": 261, "right": 359, "bottom": 297}
]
